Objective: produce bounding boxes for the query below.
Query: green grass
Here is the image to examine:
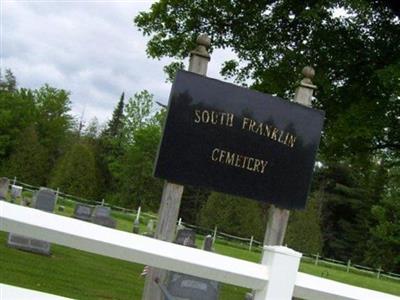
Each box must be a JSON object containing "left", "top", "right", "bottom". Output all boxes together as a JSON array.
[
  {"left": 299, "top": 262, "right": 400, "bottom": 296},
  {"left": 1, "top": 199, "right": 399, "bottom": 299}
]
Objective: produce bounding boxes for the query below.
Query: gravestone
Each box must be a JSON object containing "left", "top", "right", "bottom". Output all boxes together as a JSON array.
[
  {"left": 145, "top": 219, "right": 155, "bottom": 237},
  {"left": 7, "top": 234, "right": 51, "bottom": 255},
  {"left": 132, "top": 218, "right": 140, "bottom": 234},
  {"left": 174, "top": 228, "right": 196, "bottom": 247},
  {"left": 162, "top": 228, "right": 219, "bottom": 300},
  {"left": 34, "top": 188, "right": 56, "bottom": 212},
  {"left": 167, "top": 273, "right": 219, "bottom": 300},
  {"left": 73, "top": 203, "right": 93, "bottom": 221},
  {"left": 91, "top": 206, "right": 116, "bottom": 228},
  {"left": 11, "top": 185, "right": 22, "bottom": 199},
  {"left": 203, "top": 235, "right": 213, "bottom": 251},
  {"left": 7, "top": 187, "right": 56, "bottom": 255},
  {"left": 0, "top": 177, "right": 9, "bottom": 200}
]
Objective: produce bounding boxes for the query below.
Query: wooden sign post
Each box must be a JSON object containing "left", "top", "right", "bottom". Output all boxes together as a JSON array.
[
  {"left": 141, "top": 34, "right": 211, "bottom": 300},
  {"left": 263, "top": 66, "right": 317, "bottom": 247}
]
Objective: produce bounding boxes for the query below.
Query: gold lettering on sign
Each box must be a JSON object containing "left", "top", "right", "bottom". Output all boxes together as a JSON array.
[
  {"left": 195, "top": 110, "right": 298, "bottom": 148},
  {"left": 194, "top": 109, "right": 234, "bottom": 128},
  {"left": 241, "top": 117, "right": 297, "bottom": 148},
  {"left": 210, "top": 148, "right": 269, "bottom": 174},
  {"left": 194, "top": 110, "right": 201, "bottom": 123}
]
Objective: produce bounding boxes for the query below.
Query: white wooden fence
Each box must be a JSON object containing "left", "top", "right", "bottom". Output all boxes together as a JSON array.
[{"left": 0, "top": 201, "right": 399, "bottom": 300}]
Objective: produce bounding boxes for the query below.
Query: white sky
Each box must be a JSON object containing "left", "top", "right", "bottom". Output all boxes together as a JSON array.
[{"left": 1, "top": 0, "right": 236, "bottom": 124}]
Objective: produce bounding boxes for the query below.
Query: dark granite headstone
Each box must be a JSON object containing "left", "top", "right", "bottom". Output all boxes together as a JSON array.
[
  {"left": 73, "top": 203, "right": 93, "bottom": 221},
  {"left": 175, "top": 228, "right": 196, "bottom": 247},
  {"left": 0, "top": 177, "right": 9, "bottom": 200},
  {"left": 7, "top": 187, "right": 56, "bottom": 255},
  {"left": 203, "top": 235, "right": 213, "bottom": 251},
  {"left": 167, "top": 273, "right": 219, "bottom": 300},
  {"left": 93, "top": 206, "right": 110, "bottom": 217},
  {"left": 35, "top": 188, "right": 56, "bottom": 212},
  {"left": 91, "top": 206, "right": 116, "bottom": 228}
]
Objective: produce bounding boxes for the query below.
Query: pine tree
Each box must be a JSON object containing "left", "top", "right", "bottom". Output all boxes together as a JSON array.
[
  {"left": 50, "top": 142, "right": 99, "bottom": 199},
  {"left": 285, "top": 192, "right": 323, "bottom": 254},
  {"left": 0, "top": 69, "right": 16, "bottom": 92},
  {"left": 103, "top": 92, "right": 125, "bottom": 138}
]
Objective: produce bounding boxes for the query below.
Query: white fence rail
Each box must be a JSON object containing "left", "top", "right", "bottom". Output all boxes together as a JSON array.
[
  {"left": 0, "top": 283, "right": 72, "bottom": 300},
  {"left": 1, "top": 201, "right": 399, "bottom": 300},
  {"left": 11, "top": 179, "right": 400, "bottom": 281}
]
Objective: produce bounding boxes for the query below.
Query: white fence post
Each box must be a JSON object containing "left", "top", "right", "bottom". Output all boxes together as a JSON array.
[
  {"left": 212, "top": 225, "right": 217, "bottom": 243},
  {"left": 249, "top": 235, "right": 254, "bottom": 251},
  {"left": 254, "top": 246, "right": 302, "bottom": 300},
  {"left": 347, "top": 259, "right": 351, "bottom": 272},
  {"left": 315, "top": 253, "right": 320, "bottom": 265}
]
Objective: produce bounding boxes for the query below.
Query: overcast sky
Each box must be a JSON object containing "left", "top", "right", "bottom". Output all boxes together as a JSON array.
[{"left": 1, "top": 0, "right": 235, "bottom": 124}]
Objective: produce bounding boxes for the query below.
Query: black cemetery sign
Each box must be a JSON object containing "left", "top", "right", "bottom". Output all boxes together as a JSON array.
[{"left": 155, "top": 70, "right": 325, "bottom": 209}]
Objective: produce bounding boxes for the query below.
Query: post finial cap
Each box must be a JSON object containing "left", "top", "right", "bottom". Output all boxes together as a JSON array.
[
  {"left": 196, "top": 34, "right": 211, "bottom": 49},
  {"left": 302, "top": 66, "right": 315, "bottom": 79}
]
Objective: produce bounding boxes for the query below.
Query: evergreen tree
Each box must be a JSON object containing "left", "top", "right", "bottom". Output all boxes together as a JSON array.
[
  {"left": 50, "top": 142, "right": 99, "bottom": 199},
  {"left": 285, "top": 192, "right": 323, "bottom": 254},
  {"left": 4, "top": 126, "right": 49, "bottom": 186},
  {"left": 103, "top": 92, "right": 125, "bottom": 138},
  {"left": 365, "top": 165, "right": 400, "bottom": 272},
  {"left": 98, "top": 92, "right": 127, "bottom": 200},
  {"left": 198, "top": 192, "right": 267, "bottom": 241},
  {"left": 0, "top": 69, "right": 17, "bottom": 92}
]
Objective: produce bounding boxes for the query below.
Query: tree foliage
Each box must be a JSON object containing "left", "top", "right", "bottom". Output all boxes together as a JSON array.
[
  {"left": 124, "top": 90, "right": 157, "bottom": 144},
  {"left": 135, "top": 0, "right": 400, "bottom": 161},
  {"left": 285, "top": 191, "right": 322, "bottom": 254},
  {"left": 0, "top": 71, "right": 72, "bottom": 182},
  {"left": 198, "top": 192, "right": 267, "bottom": 241},
  {"left": 115, "top": 122, "right": 164, "bottom": 210},
  {"left": 50, "top": 142, "right": 100, "bottom": 199},
  {"left": 4, "top": 126, "right": 49, "bottom": 186},
  {"left": 366, "top": 166, "right": 400, "bottom": 272}
]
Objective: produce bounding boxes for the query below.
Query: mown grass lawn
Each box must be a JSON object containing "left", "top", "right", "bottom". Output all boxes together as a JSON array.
[{"left": 1, "top": 200, "right": 399, "bottom": 299}]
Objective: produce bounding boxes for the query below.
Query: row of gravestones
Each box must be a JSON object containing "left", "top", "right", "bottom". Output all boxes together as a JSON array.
[
  {"left": 73, "top": 203, "right": 116, "bottom": 228},
  {"left": 1, "top": 177, "right": 117, "bottom": 256}
]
